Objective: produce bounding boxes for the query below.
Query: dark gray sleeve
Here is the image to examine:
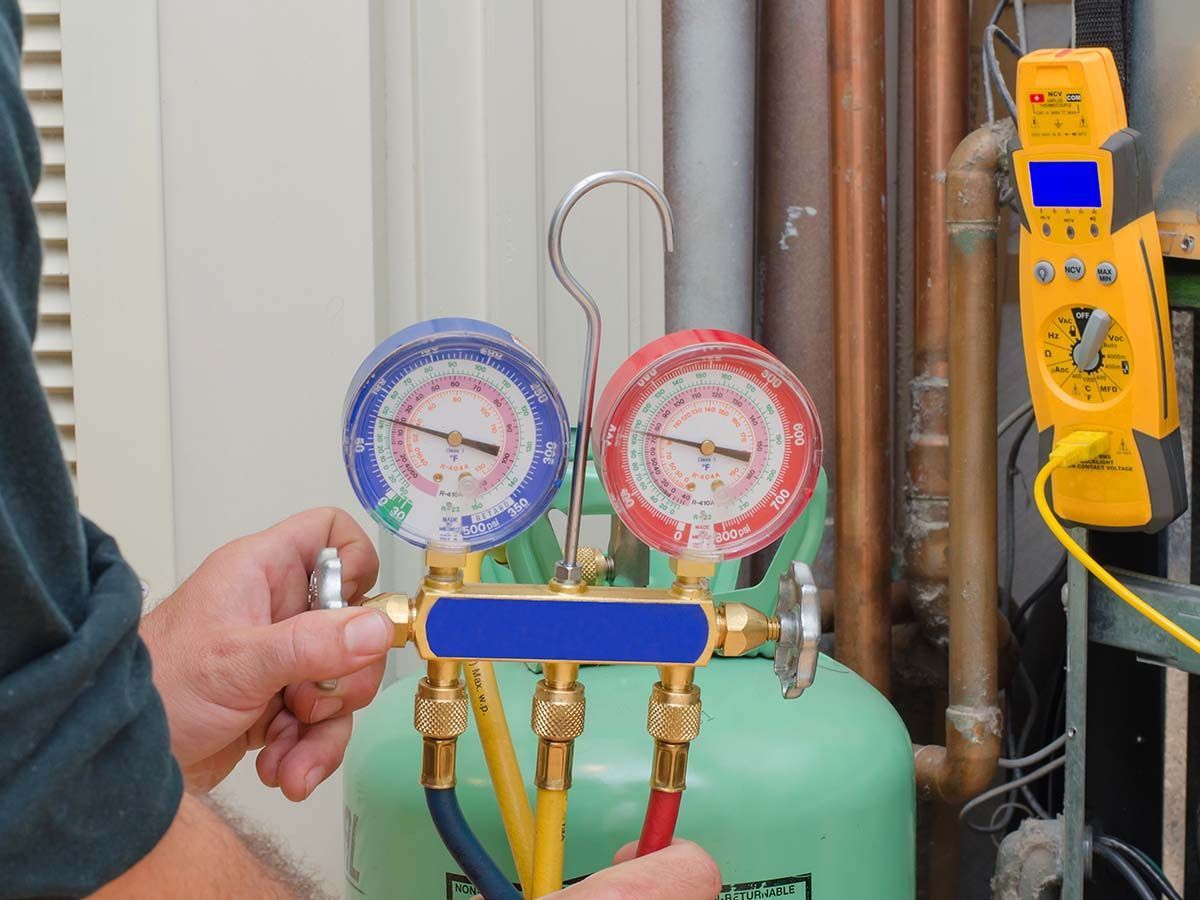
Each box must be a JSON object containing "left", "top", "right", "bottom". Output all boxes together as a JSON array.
[{"left": 0, "top": 1, "right": 182, "bottom": 895}]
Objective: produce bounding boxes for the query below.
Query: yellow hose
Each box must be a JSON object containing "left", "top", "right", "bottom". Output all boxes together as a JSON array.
[
  {"left": 531, "top": 787, "right": 568, "bottom": 898},
  {"left": 462, "top": 553, "right": 535, "bottom": 897},
  {"left": 1034, "top": 456, "right": 1200, "bottom": 656}
]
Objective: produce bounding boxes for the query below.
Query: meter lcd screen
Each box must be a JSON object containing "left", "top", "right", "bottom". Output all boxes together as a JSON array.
[{"left": 1028, "top": 160, "right": 1102, "bottom": 208}]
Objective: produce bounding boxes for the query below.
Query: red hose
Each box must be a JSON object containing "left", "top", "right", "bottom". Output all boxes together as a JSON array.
[{"left": 636, "top": 789, "right": 682, "bottom": 856}]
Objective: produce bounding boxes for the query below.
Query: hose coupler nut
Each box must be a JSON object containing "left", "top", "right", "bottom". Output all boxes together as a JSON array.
[
  {"left": 414, "top": 677, "right": 466, "bottom": 789},
  {"left": 646, "top": 682, "right": 702, "bottom": 744},
  {"left": 413, "top": 678, "right": 468, "bottom": 740},
  {"left": 531, "top": 679, "right": 585, "bottom": 791},
  {"left": 530, "top": 681, "right": 586, "bottom": 742},
  {"left": 577, "top": 546, "right": 614, "bottom": 586}
]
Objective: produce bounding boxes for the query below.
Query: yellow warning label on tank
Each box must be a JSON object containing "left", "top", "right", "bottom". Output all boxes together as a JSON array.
[
  {"left": 1028, "top": 89, "right": 1091, "bottom": 142},
  {"left": 1041, "top": 305, "right": 1132, "bottom": 405}
]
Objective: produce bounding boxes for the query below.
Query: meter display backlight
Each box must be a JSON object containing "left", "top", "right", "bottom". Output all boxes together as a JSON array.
[{"left": 1028, "top": 160, "right": 1103, "bottom": 208}]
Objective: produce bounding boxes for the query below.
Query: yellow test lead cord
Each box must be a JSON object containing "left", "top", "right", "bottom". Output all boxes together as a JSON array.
[
  {"left": 462, "top": 553, "right": 535, "bottom": 898},
  {"left": 531, "top": 786, "right": 568, "bottom": 898},
  {"left": 1034, "top": 431, "right": 1200, "bottom": 657}
]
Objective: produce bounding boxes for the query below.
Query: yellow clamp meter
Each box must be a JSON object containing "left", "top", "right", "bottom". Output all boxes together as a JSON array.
[{"left": 1012, "top": 47, "right": 1187, "bottom": 532}]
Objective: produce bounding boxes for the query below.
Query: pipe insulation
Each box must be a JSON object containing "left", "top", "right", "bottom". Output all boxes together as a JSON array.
[{"left": 662, "top": 0, "right": 756, "bottom": 335}]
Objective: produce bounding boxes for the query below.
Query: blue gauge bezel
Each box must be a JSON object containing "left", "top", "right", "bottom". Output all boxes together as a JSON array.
[{"left": 342, "top": 317, "right": 569, "bottom": 552}]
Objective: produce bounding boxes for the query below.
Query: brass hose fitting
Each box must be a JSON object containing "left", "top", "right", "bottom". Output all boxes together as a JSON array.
[
  {"left": 576, "top": 546, "right": 614, "bottom": 586},
  {"left": 717, "top": 602, "right": 782, "bottom": 657},
  {"left": 531, "top": 665, "right": 586, "bottom": 791},
  {"left": 414, "top": 661, "right": 468, "bottom": 789},
  {"left": 646, "top": 677, "right": 702, "bottom": 792},
  {"left": 360, "top": 593, "right": 415, "bottom": 648}
]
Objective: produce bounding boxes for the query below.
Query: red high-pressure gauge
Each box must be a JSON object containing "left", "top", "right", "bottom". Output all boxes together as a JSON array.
[{"left": 593, "top": 330, "right": 823, "bottom": 561}]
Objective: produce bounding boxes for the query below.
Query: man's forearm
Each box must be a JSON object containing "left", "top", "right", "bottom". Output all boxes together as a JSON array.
[{"left": 91, "top": 792, "right": 331, "bottom": 900}]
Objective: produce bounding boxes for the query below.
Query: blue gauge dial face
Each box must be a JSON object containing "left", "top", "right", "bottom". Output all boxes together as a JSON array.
[{"left": 343, "top": 320, "right": 569, "bottom": 552}]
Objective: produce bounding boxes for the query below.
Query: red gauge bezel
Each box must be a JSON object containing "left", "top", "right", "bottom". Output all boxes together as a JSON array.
[{"left": 592, "top": 330, "right": 823, "bottom": 561}]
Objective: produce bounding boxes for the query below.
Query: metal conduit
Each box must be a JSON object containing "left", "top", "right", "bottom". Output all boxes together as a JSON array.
[{"left": 662, "top": 0, "right": 756, "bottom": 335}]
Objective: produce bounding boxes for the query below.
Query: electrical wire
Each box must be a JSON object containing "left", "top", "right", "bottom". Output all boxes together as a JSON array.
[
  {"left": 1092, "top": 842, "right": 1157, "bottom": 900},
  {"left": 985, "top": 24, "right": 1021, "bottom": 123},
  {"left": 426, "top": 788, "right": 522, "bottom": 900},
  {"left": 982, "top": 0, "right": 1010, "bottom": 123},
  {"left": 959, "top": 755, "right": 1065, "bottom": 824},
  {"left": 997, "top": 400, "right": 1035, "bottom": 438},
  {"left": 1012, "top": 0, "right": 1028, "bottom": 53},
  {"left": 636, "top": 789, "right": 682, "bottom": 857},
  {"left": 1011, "top": 553, "right": 1067, "bottom": 636},
  {"left": 1035, "top": 456, "right": 1200, "bottom": 656},
  {"left": 998, "top": 732, "right": 1066, "bottom": 769},
  {"left": 462, "top": 555, "right": 535, "bottom": 896},
  {"left": 1097, "top": 836, "right": 1183, "bottom": 900},
  {"left": 1000, "top": 409, "right": 1038, "bottom": 615},
  {"left": 531, "top": 787, "right": 568, "bottom": 899}
]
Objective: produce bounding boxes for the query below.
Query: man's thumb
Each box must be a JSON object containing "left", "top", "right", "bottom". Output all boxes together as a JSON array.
[{"left": 250, "top": 608, "right": 393, "bottom": 688}]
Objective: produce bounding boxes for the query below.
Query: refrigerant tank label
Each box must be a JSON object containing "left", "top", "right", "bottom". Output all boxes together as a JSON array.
[{"left": 445, "top": 872, "right": 813, "bottom": 899}]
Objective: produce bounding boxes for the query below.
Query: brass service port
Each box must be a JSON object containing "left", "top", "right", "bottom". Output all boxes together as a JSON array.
[
  {"left": 414, "top": 661, "right": 467, "bottom": 789},
  {"left": 646, "top": 675, "right": 702, "bottom": 792},
  {"left": 531, "top": 663, "right": 585, "bottom": 791}
]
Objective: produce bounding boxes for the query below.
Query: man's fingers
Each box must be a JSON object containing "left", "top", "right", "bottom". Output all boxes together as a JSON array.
[
  {"left": 555, "top": 841, "right": 722, "bottom": 900},
  {"left": 253, "top": 507, "right": 381, "bottom": 617},
  {"left": 612, "top": 841, "right": 638, "bottom": 865},
  {"left": 273, "top": 713, "right": 354, "bottom": 802},
  {"left": 255, "top": 708, "right": 301, "bottom": 789},
  {"left": 247, "top": 607, "right": 393, "bottom": 691},
  {"left": 283, "top": 657, "right": 387, "bottom": 724}
]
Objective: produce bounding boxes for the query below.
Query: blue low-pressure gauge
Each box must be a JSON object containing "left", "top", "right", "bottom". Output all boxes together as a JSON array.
[{"left": 343, "top": 318, "right": 570, "bottom": 552}]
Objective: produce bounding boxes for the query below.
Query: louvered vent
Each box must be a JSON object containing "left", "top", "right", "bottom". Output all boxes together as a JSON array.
[{"left": 20, "top": 0, "right": 73, "bottom": 476}]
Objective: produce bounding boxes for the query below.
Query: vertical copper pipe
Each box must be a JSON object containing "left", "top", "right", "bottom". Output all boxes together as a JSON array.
[
  {"left": 905, "top": 0, "right": 968, "bottom": 647},
  {"left": 829, "top": 0, "right": 891, "bottom": 694},
  {"left": 913, "top": 122, "right": 1012, "bottom": 804}
]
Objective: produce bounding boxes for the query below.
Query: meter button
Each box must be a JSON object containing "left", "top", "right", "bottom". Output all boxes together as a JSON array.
[
  {"left": 1096, "top": 262, "right": 1118, "bottom": 285},
  {"left": 1033, "top": 261, "right": 1056, "bottom": 285},
  {"left": 1063, "top": 258, "right": 1086, "bottom": 281}
]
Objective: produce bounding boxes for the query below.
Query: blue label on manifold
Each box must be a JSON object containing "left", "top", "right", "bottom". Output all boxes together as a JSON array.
[{"left": 424, "top": 597, "right": 711, "bottom": 664}]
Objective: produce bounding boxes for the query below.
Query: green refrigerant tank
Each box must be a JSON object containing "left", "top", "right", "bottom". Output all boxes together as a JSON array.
[{"left": 341, "top": 470, "right": 916, "bottom": 899}]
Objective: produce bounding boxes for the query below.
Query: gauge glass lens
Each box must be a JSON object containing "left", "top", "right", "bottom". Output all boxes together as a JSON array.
[
  {"left": 594, "top": 331, "right": 822, "bottom": 560},
  {"left": 343, "top": 319, "right": 569, "bottom": 552}
]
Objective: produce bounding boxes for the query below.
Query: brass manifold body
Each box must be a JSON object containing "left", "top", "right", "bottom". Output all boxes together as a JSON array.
[
  {"left": 335, "top": 550, "right": 820, "bottom": 795},
  {"left": 361, "top": 555, "right": 788, "bottom": 668}
]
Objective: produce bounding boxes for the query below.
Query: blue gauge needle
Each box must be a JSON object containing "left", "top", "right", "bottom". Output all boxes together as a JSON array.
[
  {"left": 639, "top": 430, "right": 752, "bottom": 463},
  {"left": 379, "top": 416, "right": 501, "bottom": 457}
]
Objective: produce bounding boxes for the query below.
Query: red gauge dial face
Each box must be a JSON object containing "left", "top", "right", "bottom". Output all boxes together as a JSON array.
[{"left": 593, "top": 331, "right": 823, "bottom": 561}]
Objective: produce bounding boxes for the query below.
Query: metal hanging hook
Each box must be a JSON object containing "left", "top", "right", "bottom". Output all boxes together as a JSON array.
[{"left": 548, "top": 170, "right": 675, "bottom": 585}]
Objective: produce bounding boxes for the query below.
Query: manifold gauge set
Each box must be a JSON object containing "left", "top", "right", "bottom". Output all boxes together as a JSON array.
[{"left": 313, "top": 171, "right": 826, "bottom": 900}]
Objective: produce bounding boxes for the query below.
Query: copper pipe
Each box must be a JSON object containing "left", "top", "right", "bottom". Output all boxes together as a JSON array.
[
  {"left": 905, "top": 0, "right": 968, "bottom": 648},
  {"left": 914, "top": 122, "right": 1013, "bottom": 804},
  {"left": 819, "top": 582, "right": 911, "bottom": 633},
  {"left": 829, "top": 0, "right": 891, "bottom": 695}
]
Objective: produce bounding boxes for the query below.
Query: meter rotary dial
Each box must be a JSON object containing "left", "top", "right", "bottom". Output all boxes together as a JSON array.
[
  {"left": 593, "top": 330, "right": 823, "bottom": 561},
  {"left": 1040, "top": 305, "right": 1132, "bottom": 405},
  {"left": 343, "top": 318, "right": 569, "bottom": 552}
]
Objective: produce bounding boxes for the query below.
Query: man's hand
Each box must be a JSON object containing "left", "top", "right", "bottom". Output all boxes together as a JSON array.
[
  {"left": 552, "top": 841, "right": 722, "bottom": 899},
  {"left": 141, "top": 507, "right": 392, "bottom": 798}
]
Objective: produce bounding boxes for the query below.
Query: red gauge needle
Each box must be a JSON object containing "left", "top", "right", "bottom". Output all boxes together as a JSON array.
[
  {"left": 640, "top": 430, "right": 752, "bottom": 463},
  {"left": 379, "top": 416, "right": 501, "bottom": 457}
]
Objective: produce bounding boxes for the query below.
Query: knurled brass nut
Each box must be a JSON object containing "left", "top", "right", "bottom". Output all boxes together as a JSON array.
[
  {"left": 414, "top": 680, "right": 468, "bottom": 739},
  {"left": 531, "top": 683, "right": 586, "bottom": 741},
  {"left": 647, "top": 683, "right": 702, "bottom": 743}
]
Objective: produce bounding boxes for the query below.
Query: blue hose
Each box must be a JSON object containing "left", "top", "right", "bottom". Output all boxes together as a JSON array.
[{"left": 425, "top": 787, "right": 522, "bottom": 900}]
